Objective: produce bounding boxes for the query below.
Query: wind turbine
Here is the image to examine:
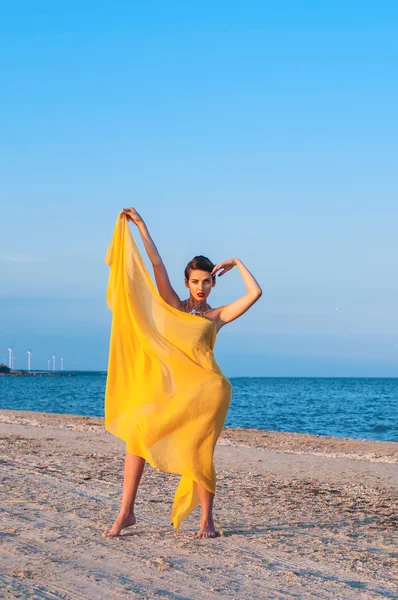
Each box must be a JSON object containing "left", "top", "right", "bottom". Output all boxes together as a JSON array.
[
  {"left": 60, "top": 357, "right": 64, "bottom": 371},
  {"left": 47, "top": 359, "right": 50, "bottom": 371},
  {"left": 52, "top": 355, "right": 56, "bottom": 371},
  {"left": 8, "top": 344, "right": 15, "bottom": 370},
  {"left": 27, "top": 349, "right": 32, "bottom": 371}
]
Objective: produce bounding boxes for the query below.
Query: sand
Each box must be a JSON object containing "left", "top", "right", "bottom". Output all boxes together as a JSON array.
[{"left": 1, "top": 409, "right": 397, "bottom": 599}]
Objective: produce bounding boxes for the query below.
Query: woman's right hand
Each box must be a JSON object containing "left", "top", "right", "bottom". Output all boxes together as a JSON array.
[{"left": 122, "top": 207, "right": 144, "bottom": 226}]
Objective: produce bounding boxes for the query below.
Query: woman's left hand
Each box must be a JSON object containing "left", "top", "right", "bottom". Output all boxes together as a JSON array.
[{"left": 211, "top": 258, "right": 237, "bottom": 277}]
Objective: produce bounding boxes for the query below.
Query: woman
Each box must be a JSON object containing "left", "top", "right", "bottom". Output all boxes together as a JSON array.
[{"left": 103, "top": 207, "right": 262, "bottom": 539}]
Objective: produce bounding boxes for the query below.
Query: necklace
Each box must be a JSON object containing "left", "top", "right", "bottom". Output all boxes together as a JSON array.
[{"left": 184, "top": 297, "right": 212, "bottom": 317}]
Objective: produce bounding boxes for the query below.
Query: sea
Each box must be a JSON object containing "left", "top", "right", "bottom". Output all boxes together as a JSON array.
[{"left": 1, "top": 373, "right": 397, "bottom": 442}]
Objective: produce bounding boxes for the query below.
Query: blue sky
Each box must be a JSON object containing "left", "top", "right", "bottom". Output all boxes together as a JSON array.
[{"left": 1, "top": 1, "right": 397, "bottom": 376}]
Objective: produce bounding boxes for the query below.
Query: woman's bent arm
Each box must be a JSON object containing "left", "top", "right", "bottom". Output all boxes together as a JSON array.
[
  {"left": 123, "top": 208, "right": 182, "bottom": 309},
  {"left": 137, "top": 222, "right": 182, "bottom": 309},
  {"left": 212, "top": 258, "right": 262, "bottom": 327}
]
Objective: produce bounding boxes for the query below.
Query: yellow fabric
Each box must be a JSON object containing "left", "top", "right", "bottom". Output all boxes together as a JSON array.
[{"left": 104, "top": 211, "right": 232, "bottom": 531}]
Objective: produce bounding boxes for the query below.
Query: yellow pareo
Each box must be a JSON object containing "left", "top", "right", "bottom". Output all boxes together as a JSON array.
[{"left": 104, "top": 212, "right": 232, "bottom": 531}]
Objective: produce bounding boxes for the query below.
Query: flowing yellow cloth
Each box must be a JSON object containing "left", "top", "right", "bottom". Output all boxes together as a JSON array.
[{"left": 104, "top": 212, "right": 232, "bottom": 531}]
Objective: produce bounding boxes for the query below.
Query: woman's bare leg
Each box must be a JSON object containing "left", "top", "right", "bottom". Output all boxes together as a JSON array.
[
  {"left": 195, "top": 483, "right": 218, "bottom": 538},
  {"left": 102, "top": 452, "right": 145, "bottom": 537}
]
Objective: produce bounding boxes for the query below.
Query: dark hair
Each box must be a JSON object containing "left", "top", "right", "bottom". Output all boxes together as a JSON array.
[{"left": 184, "top": 255, "right": 216, "bottom": 282}]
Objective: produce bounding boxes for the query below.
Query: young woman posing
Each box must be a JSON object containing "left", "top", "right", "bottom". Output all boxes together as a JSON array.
[{"left": 103, "top": 206, "right": 262, "bottom": 539}]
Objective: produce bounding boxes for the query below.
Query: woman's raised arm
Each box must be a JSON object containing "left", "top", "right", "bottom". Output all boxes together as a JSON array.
[
  {"left": 211, "top": 258, "right": 262, "bottom": 328},
  {"left": 122, "top": 208, "right": 182, "bottom": 309}
]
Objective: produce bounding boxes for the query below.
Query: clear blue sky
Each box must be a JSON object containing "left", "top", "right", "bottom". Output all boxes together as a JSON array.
[{"left": 1, "top": 1, "right": 397, "bottom": 376}]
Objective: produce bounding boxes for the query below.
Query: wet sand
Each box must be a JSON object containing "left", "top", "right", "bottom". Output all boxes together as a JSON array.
[{"left": 1, "top": 409, "right": 397, "bottom": 599}]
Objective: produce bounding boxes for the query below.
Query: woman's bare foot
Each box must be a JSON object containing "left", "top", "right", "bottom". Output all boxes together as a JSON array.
[
  {"left": 195, "top": 519, "right": 218, "bottom": 538},
  {"left": 102, "top": 511, "right": 136, "bottom": 538}
]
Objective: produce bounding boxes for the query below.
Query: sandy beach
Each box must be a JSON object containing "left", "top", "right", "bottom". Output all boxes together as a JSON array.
[{"left": 1, "top": 409, "right": 397, "bottom": 599}]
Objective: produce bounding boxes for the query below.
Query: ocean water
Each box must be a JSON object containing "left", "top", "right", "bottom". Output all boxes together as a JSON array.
[{"left": 1, "top": 373, "right": 397, "bottom": 442}]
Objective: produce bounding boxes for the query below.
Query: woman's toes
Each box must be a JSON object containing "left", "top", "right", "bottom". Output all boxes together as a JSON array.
[
  {"left": 102, "top": 529, "right": 116, "bottom": 538},
  {"left": 195, "top": 523, "right": 218, "bottom": 538}
]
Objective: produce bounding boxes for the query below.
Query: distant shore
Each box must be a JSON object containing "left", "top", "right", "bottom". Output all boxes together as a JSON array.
[
  {"left": 1, "top": 408, "right": 397, "bottom": 598},
  {"left": 0, "top": 371, "right": 75, "bottom": 377}
]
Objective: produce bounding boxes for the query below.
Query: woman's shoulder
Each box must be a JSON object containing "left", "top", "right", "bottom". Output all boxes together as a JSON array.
[
  {"left": 204, "top": 305, "right": 223, "bottom": 318},
  {"left": 204, "top": 305, "right": 228, "bottom": 332}
]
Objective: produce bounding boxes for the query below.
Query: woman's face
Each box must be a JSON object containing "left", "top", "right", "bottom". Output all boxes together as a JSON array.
[{"left": 185, "top": 269, "right": 215, "bottom": 302}]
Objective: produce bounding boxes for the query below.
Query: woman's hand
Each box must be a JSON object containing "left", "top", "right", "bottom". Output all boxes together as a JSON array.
[
  {"left": 211, "top": 258, "right": 237, "bottom": 277},
  {"left": 122, "top": 207, "right": 144, "bottom": 226}
]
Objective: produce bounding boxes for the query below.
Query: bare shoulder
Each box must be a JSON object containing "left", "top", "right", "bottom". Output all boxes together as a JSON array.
[
  {"left": 152, "top": 262, "right": 182, "bottom": 309},
  {"left": 205, "top": 306, "right": 227, "bottom": 333}
]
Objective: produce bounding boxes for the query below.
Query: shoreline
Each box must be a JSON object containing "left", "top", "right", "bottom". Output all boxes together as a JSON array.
[
  {"left": 1, "top": 408, "right": 397, "bottom": 598},
  {"left": 1, "top": 408, "right": 397, "bottom": 461},
  {"left": 0, "top": 372, "right": 75, "bottom": 377}
]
